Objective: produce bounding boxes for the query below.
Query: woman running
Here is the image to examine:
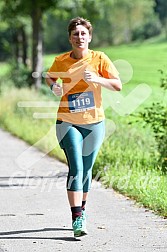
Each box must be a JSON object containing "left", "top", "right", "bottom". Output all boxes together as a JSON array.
[{"left": 46, "top": 16, "right": 122, "bottom": 237}]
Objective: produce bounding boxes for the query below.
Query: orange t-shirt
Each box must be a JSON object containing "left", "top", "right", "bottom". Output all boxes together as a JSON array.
[{"left": 48, "top": 49, "right": 119, "bottom": 124}]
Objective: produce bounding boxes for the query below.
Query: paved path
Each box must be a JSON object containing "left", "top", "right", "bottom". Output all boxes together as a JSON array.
[{"left": 0, "top": 128, "right": 167, "bottom": 252}]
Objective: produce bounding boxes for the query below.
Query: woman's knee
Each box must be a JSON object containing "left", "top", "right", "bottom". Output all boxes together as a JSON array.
[{"left": 67, "top": 171, "right": 83, "bottom": 191}]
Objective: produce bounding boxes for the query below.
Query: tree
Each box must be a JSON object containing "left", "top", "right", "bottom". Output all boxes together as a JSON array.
[
  {"left": 2, "top": 0, "right": 102, "bottom": 88},
  {"left": 154, "top": 0, "right": 167, "bottom": 37},
  {"left": 110, "top": 0, "right": 157, "bottom": 44},
  {"left": 80, "top": 0, "right": 157, "bottom": 46},
  {"left": 0, "top": 1, "right": 29, "bottom": 66},
  {"left": 2, "top": 0, "right": 59, "bottom": 88}
]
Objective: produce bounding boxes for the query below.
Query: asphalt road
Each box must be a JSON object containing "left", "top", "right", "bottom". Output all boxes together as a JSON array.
[{"left": 0, "top": 128, "right": 167, "bottom": 252}]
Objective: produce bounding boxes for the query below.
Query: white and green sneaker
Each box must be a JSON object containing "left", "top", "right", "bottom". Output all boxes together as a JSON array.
[
  {"left": 81, "top": 210, "right": 88, "bottom": 235},
  {"left": 72, "top": 216, "right": 83, "bottom": 237}
]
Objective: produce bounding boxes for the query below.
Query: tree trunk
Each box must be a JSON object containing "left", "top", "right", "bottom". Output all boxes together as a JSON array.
[
  {"left": 12, "top": 25, "right": 28, "bottom": 68},
  {"left": 21, "top": 26, "right": 28, "bottom": 67},
  {"left": 31, "top": 6, "right": 43, "bottom": 89},
  {"left": 13, "top": 29, "right": 22, "bottom": 67},
  {"left": 124, "top": 6, "right": 132, "bottom": 43},
  {"left": 13, "top": 31, "right": 19, "bottom": 67}
]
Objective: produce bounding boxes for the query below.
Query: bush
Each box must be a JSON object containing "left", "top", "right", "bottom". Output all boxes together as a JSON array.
[
  {"left": 11, "top": 63, "right": 32, "bottom": 88},
  {"left": 135, "top": 70, "right": 167, "bottom": 171},
  {"left": 132, "top": 18, "right": 162, "bottom": 41}
]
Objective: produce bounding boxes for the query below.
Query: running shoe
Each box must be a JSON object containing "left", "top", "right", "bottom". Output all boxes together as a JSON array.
[
  {"left": 72, "top": 216, "right": 83, "bottom": 237},
  {"left": 81, "top": 210, "right": 88, "bottom": 235}
]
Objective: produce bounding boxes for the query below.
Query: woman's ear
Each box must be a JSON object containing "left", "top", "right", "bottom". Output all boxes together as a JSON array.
[
  {"left": 69, "top": 36, "right": 72, "bottom": 44},
  {"left": 88, "top": 35, "right": 92, "bottom": 43}
]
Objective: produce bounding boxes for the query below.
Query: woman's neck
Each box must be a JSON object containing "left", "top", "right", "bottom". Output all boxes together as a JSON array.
[{"left": 71, "top": 49, "right": 89, "bottom": 59}]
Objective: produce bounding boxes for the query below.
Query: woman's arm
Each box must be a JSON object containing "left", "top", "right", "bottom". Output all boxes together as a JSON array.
[
  {"left": 84, "top": 70, "right": 122, "bottom": 91},
  {"left": 46, "top": 74, "right": 62, "bottom": 96}
]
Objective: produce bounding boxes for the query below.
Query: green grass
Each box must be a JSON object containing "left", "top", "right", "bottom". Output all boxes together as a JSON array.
[
  {"left": 100, "top": 41, "right": 167, "bottom": 87},
  {"left": 0, "top": 62, "right": 10, "bottom": 76},
  {"left": 1, "top": 38, "right": 167, "bottom": 217},
  {"left": 0, "top": 88, "right": 65, "bottom": 162},
  {"left": 101, "top": 41, "right": 167, "bottom": 108}
]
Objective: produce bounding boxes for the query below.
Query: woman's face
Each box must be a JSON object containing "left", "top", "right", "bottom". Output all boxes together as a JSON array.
[{"left": 69, "top": 25, "right": 92, "bottom": 50}]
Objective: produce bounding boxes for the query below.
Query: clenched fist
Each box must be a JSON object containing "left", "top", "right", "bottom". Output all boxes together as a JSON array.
[
  {"left": 52, "top": 83, "right": 62, "bottom": 96},
  {"left": 84, "top": 70, "right": 99, "bottom": 83}
]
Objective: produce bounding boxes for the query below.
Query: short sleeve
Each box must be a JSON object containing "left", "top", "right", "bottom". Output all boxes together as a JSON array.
[
  {"left": 47, "top": 57, "right": 59, "bottom": 81},
  {"left": 99, "top": 52, "right": 119, "bottom": 79}
]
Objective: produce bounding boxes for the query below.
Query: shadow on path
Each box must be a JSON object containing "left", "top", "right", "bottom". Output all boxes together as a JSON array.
[{"left": 0, "top": 227, "right": 80, "bottom": 242}]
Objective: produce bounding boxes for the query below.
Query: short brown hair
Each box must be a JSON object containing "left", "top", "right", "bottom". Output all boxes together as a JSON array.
[{"left": 68, "top": 17, "right": 93, "bottom": 36}]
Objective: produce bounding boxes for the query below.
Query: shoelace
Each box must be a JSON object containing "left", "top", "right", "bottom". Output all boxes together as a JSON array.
[{"left": 73, "top": 217, "right": 82, "bottom": 228}]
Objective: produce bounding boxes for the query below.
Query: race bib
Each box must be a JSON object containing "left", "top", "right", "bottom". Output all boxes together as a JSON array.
[{"left": 68, "top": 91, "right": 95, "bottom": 113}]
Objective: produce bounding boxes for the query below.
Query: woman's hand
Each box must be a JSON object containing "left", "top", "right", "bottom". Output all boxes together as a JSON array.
[
  {"left": 84, "top": 70, "right": 122, "bottom": 91},
  {"left": 84, "top": 70, "right": 99, "bottom": 83},
  {"left": 52, "top": 83, "right": 63, "bottom": 96}
]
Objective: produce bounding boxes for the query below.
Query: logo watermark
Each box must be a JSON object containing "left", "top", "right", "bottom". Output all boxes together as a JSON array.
[
  {"left": 11, "top": 58, "right": 153, "bottom": 192},
  {"left": 7, "top": 167, "right": 160, "bottom": 193}
]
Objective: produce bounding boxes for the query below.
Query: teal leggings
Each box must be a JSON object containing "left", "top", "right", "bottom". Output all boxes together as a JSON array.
[{"left": 56, "top": 120, "right": 105, "bottom": 192}]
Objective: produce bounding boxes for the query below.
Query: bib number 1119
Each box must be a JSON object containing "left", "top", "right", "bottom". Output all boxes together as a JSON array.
[
  {"left": 72, "top": 97, "right": 90, "bottom": 107},
  {"left": 68, "top": 91, "right": 95, "bottom": 113}
]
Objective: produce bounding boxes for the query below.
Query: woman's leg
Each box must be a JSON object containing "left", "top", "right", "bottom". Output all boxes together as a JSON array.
[
  {"left": 80, "top": 121, "right": 105, "bottom": 234},
  {"left": 56, "top": 120, "right": 105, "bottom": 236},
  {"left": 56, "top": 121, "right": 85, "bottom": 206},
  {"left": 56, "top": 121, "right": 87, "bottom": 236},
  {"left": 82, "top": 121, "right": 105, "bottom": 193},
  {"left": 63, "top": 148, "right": 83, "bottom": 207}
]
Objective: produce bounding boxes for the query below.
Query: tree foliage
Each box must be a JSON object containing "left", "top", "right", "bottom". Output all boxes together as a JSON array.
[
  {"left": 1, "top": 0, "right": 59, "bottom": 88},
  {"left": 0, "top": 0, "right": 164, "bottom": 87}
]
